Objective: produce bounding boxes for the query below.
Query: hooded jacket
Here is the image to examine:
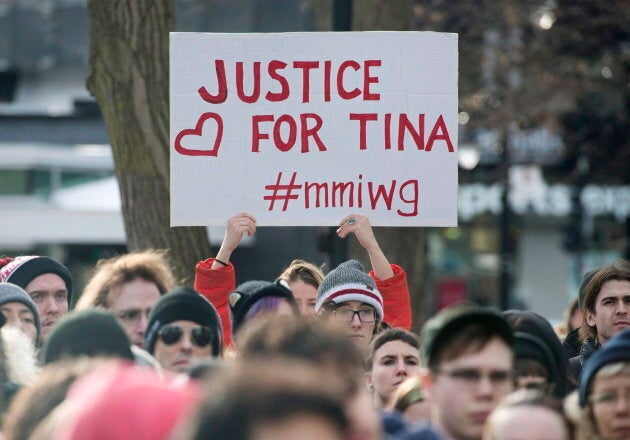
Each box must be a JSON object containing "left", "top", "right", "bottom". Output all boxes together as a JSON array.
[{"left": 503, "top": 310, "right": 570, "bottom": 398}]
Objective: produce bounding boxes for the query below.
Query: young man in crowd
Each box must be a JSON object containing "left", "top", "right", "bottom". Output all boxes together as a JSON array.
[
  {"left": 410, "top": 303, "right": 514, "bottom": 440},
  {"left": 75, "top": 250, "right": 175, "bottom": 349},
  {"left": 570, "top": 260, "right": 630, "bottom": 386},
  {"left": 144, "top": 287, "right": 223, "bottom": 373},
  {"left": 0, "top": 256, "right": 73, "bottom": 340}
]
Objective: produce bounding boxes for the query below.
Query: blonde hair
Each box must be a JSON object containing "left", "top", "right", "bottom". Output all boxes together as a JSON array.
[
  {"left": 277, "top": 259, "right": 324, "bottom": 289},
  {"left": 76, "top": 250, "right": 176, "bottom": 309}
]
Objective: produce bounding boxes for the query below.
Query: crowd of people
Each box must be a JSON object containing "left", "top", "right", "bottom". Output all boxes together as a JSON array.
[{"left": 0, "top": 213, "right": 628, "bottom": 440}]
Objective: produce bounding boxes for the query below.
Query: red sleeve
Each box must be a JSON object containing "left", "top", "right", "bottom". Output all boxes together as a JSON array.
[
  {"left": 370, "top": 264, "right": 411, "bottom": 330},
  {"left": 194, "top": 258, "right": 235, "bottom": 347}
]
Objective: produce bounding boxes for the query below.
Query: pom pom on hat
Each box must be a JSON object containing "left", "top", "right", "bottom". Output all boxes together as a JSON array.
[{"left": 316, "top": 260, "right": 383, "bottom": 320}]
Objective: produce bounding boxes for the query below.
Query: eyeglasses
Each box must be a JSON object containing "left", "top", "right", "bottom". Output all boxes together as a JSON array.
[
  {"left": 115, "top": 309, "right": 150, "bottom": 326},
  {"left": 433, "top": 368, "right": 513, "bottom": 389},
  {"left": 157, "top": 324, "right": 213, "bottom": 348},
  {"left": 332, "top": 309, "right": 377, "bottom": 323}
]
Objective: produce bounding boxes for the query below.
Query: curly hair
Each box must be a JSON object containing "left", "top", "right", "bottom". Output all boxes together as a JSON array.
[{"left": 75, "top": 250, "right": 176, "bottom": 309}]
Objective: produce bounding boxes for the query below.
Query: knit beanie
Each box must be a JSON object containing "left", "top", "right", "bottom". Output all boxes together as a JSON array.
[
  {"left": 0, "top": 256, "right": 73, "bottom": 305},
  {"left": 315, "top": 260, "right": 383, "bottom": 320},
  {"left": 144, "top": 287, "right": 223, "bottom": 356},
  {"left": 229, "top": 280, "right": 296, "bottom": 334},
  {"left": 42, "top": 308, "right": 133, "bottom": 365},
  {"left": 579, "top": 328, "right": 630, "bottom": 406},
  {"left": 0, "top": 283, "right": 41, "bottom": 341}
]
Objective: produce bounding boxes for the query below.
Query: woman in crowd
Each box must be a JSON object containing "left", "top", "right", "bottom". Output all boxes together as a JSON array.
[
  {"left": 276, "top": 259, "right": 323, "bottom": 318},
  {"left": 194, "top": 213, "right": 410, "bottom": 346},
  {"left": 228, "top": 279, "right": 299, "bottom": 339},
  {"left": 0, "top": 283, "right": 40, "bottom": 348},
  {"left": 565, "top": 328, "right": 630, "bottom": 440}
]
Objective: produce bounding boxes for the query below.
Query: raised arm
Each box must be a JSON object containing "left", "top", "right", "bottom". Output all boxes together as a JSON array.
[
  {"left": 336, "top": 214, "right": 394, "bottom": 279},
  {"left": 336, "top": 214, "right": 411, "bottom": 330},
  {"left": 195, "top": 213, "right": 256, "bottom": 347},
  {"left": 213, "top": 212, "right": 257, "bottom": 269}
]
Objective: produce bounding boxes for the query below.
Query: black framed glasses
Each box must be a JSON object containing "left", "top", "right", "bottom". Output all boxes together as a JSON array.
[
  {"left": 332, "top": 308, "right": 377, "bottom": 323},
  {"left": 157, "top": 324, "right": 213, "bottom": 347}
]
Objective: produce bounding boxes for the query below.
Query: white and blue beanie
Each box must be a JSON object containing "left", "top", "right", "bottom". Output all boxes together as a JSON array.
[{"left": 316, "top": 260, "right": 383, "bottom": 320}]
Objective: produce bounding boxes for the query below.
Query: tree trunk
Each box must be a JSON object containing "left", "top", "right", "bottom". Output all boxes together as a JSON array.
[
  {"left": 86, "top": 0, "right": 211, "bottom": 284},
  {"left": 349, "top": 0, "right": 428, "bottom": 329}
]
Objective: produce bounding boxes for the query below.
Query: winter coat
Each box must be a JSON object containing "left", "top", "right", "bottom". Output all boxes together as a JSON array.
[{"left": 194, "top": 259, "right": 412, "bottom": 347}]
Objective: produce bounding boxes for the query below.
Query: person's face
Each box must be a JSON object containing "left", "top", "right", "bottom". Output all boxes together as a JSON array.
[
  {"left": 427, "top": 337, "right": 514, "bottom": 440},
  {"left": 513, "top": 358, "right": 550, "bottom": 394},
  {"left": 107, "top": 278, "right": 161, "bottom": 349},
  {"left": 590, "top": 373, "right": 630, "bottom": 440},
  {"left": 332, "top": 301, "right": 377, "bottom": 353},
  {"left": 24, "top": 273, "right": 69, "bottom": 339},
  {"left": 586, "top": 280, "right": 630, "bottom": 344},
  {"left": 486, "top": 405, "right": 568, "bottom": 440},
  {"left": 153, "top": 319, "right": 214, "bottom": 373},
  {"left": 289, "top": 279, "right": 317, "bottom": 318},
  {"left": 366, "top": 340, "right": 421, "bottom": 407},
  {"left": 0, "top": 301, "right": 37, "bottom": 343}
]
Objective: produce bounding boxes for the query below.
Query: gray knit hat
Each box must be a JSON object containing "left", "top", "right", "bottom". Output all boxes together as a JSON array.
[
  {"left": 0, "top": 282, "right": 41, "bottom": 341},
  {"left": 316, "top": 260, "right": 383, "bottom": 320}
]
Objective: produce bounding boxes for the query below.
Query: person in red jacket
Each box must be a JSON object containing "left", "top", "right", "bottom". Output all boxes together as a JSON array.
[{"left": 194, "top": 213, "right": 411, "bottom": 347}]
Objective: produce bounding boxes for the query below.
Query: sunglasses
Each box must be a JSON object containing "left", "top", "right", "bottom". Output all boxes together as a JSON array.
[{"left": 157, "top": 324, "right": 214, "bottom": 348}]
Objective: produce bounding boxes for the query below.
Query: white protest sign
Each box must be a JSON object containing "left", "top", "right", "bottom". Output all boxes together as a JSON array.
[{"left": 170, "top": 31, "right": 458, "bottom": 226}]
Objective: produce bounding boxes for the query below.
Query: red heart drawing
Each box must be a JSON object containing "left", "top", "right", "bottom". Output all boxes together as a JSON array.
[{"left": 174, "top": 112, "right": 223, "bottom": 157}]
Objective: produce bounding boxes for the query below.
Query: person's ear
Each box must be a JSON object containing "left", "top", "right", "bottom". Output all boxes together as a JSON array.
[
  {"left": 585, "top": 309, "right": 596, "bottom": 327},
  {"left": 364, "top": 371, "right": 374, "bottom": 392}
]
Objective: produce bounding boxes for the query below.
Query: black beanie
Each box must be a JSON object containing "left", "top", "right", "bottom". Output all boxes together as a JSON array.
[
  {"left": 0, "top": 256, "right": 73, "bottom": 305},
  {"left": 229, "top": 280, "right": 296, "bottom": 335},
  {"left": 42, "top": 308, "right": 133, "bottom": 365},
  {"left": 144, "top": 287, "right": 223, "bottom": 356}
]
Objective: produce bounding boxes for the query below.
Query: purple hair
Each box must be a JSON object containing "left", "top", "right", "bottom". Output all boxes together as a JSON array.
[{"left": 243, "top": 296, "right": 284, "bottom": 324}]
